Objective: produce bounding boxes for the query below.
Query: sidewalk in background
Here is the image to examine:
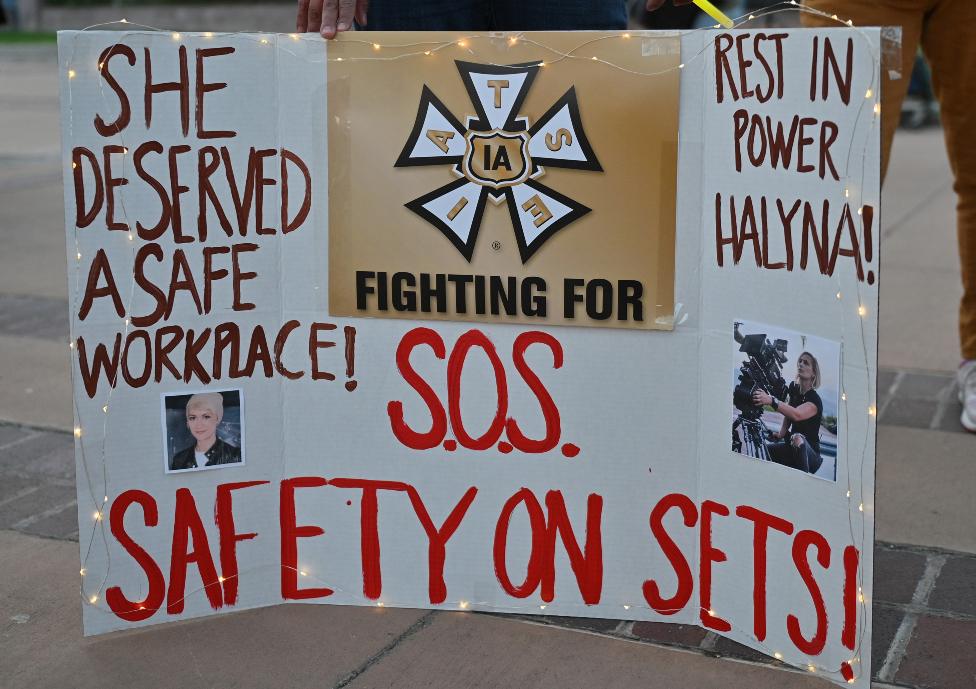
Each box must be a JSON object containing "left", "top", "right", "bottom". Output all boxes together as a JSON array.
[{"left": 1, "top": 46, "right": 973, "bottom": 689}]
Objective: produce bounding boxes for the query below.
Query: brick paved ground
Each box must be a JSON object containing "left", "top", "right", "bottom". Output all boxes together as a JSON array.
[{"left": 2, "top": 364, "right": 973, "bottom": 688}]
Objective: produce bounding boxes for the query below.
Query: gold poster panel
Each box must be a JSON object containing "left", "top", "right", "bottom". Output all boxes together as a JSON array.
[{"left": 328, "top": 32, "right": 679, "bottom": 330}]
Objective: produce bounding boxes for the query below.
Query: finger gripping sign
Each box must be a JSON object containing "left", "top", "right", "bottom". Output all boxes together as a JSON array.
[{"left": 59, "top": 27, "right": 880, "bottom": 688}]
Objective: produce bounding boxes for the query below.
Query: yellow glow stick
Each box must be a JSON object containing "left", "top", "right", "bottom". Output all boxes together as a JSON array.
[{"left": 692, "top": 0, "right": 735, "bottom": 29}]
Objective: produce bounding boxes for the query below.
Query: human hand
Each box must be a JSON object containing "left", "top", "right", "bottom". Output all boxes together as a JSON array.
[
  {"left": 296, "top": 0, "right": 368, "bottom": 38},
  {"left": 645, "top": 0, "right": 695, "bottom": 10},
  {"left": 752, "top": 389, "right": 773, "bottom": 406}
]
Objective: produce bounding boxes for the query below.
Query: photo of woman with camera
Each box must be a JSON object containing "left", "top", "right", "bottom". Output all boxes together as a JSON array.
[{"left": 752, "top": 352, "right": 824, "bottom": 475}]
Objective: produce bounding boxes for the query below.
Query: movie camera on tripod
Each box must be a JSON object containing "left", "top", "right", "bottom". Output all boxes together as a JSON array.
[{"left": 732, "top": 323, "right": 790, "bottom": 460}]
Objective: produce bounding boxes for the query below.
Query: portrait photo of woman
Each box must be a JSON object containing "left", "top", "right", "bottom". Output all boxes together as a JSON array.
[{"left": 162, "top": 390, "right": 245, "bottom": 473}]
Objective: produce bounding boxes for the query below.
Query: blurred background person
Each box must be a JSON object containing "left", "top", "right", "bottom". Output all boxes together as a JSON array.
[{"left": 802, "top": 0, "right": 976, "bottom": 432}]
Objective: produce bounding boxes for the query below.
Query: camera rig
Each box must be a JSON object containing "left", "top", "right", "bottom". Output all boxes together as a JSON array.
[{"left": 732, "top": 323, "right": 790, "bottom": 460}]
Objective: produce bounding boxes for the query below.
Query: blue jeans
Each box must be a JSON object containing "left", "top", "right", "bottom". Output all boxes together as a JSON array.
[
  {"left": 359, "top": 0, "right": 628, "bottom": 31},
  {"left": 767, "top": 435, "right": 823, "bottom": 475}
]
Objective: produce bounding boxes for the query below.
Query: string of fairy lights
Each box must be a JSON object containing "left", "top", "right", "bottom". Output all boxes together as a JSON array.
[{"left": 63, "top": 3, "right": 887, "bottom": 683}]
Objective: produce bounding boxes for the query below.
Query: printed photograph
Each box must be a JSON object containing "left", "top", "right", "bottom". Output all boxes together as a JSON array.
[
  {"left": 730, "top": 320, "right": 840, "bottom": 481},
  {"left": 162, "top": 390, "right": 245, "bottom": 473}
]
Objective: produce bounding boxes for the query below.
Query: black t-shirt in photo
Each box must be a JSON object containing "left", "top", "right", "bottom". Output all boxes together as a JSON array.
[{"left": 787, "top": 383, "right": 823, "bottom": 454}]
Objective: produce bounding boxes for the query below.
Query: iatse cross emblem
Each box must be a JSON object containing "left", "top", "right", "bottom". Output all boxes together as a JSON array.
[{"left": 395, "top": 61, "right": 602, "bottom": 263}]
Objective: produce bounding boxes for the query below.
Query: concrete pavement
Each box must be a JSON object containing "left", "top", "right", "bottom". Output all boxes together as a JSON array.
[{"left": 1, "top": 42, "right": 974, "bottom": 689}]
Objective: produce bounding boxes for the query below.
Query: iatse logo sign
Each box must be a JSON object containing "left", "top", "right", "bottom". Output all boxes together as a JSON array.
[{"left": 395, "top": 61, "right": 602, "bottom": 263}]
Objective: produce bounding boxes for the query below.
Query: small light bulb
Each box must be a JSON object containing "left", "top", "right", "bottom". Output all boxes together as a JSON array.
[
  {"left": 873, "top": 103, "right": 881, "bottom": 115},
  {"left": 128, "top": 233, "right": 134, "bottom": 241},
  {"left": 372, "top": 43, "right": 380, "bottom": 50},
  {"left": 90, "top": 595, "right": 98, "bottom": 604},
  {"left": 591, "top": 56, "right": 598, "bottom": 61},
  {"left": 857, "top": 206, "right": 863, "bottom": 216},
  {"left": 93, "top": 511, "right": 102, "bottom": 521},
  {"left": 121, "top": 147, "right": 128, "bottom": 155},
  {"left": 844, "top": 188, "right": 850, "bottom": 198},
  {"left": 678, "top": 63, "right": 685, "bottom": 69},
  {"left": 120, "top": 17, "right": 127, "bottom": 23},
  {"left": 457, "top": 40, "right": 467, "bottom": 48},
  {"left": 290, "top": 33, "right": 299, "bottom": 40},
  {"left": 836, "top": 291, "right": 842, "bottom": 299},
  {"left": 68, "top": 69, "right": 76, "bottom": 79},
  {"left": 841, "top": 393, "right": 847, "bottom": 401},
  {"left": 260, "top": 38, "right": 269, "bottom": 45},
  {"left": 773, "top": 652, "right": 783, "bottom": 660},
  {"left": 300, "top": 570, "right": 307, "bottom": 577},
  {"left": 749, "top": 14, "right": 755, "bottom": 20},
  {"left": 204, "top": 32, "right": 213, "bottom": 38},
  {"left": 336, "top": 57, "right": 344, "bottom": 62},
  {"left": 74, "top": 427, "right": 82, "bottom": 437},
  {"left": 868, "top": 405, "right": 876, "bottom": 416},
  {"left": 623, "top": 604, "right": 630, "bottom": 610},
  {"left": 459, "top": 600, "right": 469, "bottom": 609},
  {"left": 622, "top": 33, "right": 630, "bottom": 38},
  {"left": 540, "top": 61, "right": 547, "bottom": 67},
  {"left": 72, "top": 162, "right": 77, "bottom": 169},
  {"left": 98, "top": 62, "right": 104, "bottom": 70},
  {"left": 858, "top": 503, "right": 865, "bottom": 512},
  {"left": 125, "top": 318, "right": 130, "bottom": 326},
  {"left": 103, "top": 495, "right": 108, "bottom": 503},
  {"left": 508, "top": 37, "right": 517, "bottom": 45},
  {"left": 708, "top": 609, "right": 715, "bottom": 617},
  {"left": 808, "top": 664, "right": 817, "bottom": 673},
  {"left": 858, "top": 593, "right": 865, "bottom": 603},
  {"left": 847, "top": 678, "right": 855, "bottom": 684},
  {"left": 424, "top": 50, "right": 431, "bottom": 56},
  {"left": 80, "top": 568, "right": 86, "bottom": 576},
  {"left": 846, "top": 19, "right": 854, "bottom": 26},
  {"left": 846, "top": 490, "right": 852, "bottom": 497},
  {"left": 377, "top": 602, "right": 385, "bottom": 607},
  {"left": 831, "top": 14, "right": 838, "bottom": 20},
  {"left": 539, "top": 604, "right": 547, "bottom": 610},
  {"left": 865, "top": 89, "right": 873, "bottom": 99},
  {"left": 858, "top": 305, "right": 867, "bottom": 317},
  {"left": 218, "top": 576, "right": 225, "bottom": 583},
  {"left": 69, "top": 341, "right": 75, "bottom": 349},
  {"left": 76, "top": 252, "right": 82, "bottom": 260},
  {"left": 172, "top": 32, "right": 181, "bottom": 41}
]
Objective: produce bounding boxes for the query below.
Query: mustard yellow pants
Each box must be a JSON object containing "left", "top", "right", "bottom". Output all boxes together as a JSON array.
[{"left": 804, "top": 0, "right": 976, "bottom": 359}]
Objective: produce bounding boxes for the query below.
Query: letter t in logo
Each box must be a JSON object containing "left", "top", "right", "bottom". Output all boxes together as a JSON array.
[{"left": 486, "top": 80, "right": 510, "bottom": 108}]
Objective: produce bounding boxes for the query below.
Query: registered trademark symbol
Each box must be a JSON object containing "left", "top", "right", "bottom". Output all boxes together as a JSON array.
[{"left": 491, "top": 240, "right": 502, "bottom": 251}]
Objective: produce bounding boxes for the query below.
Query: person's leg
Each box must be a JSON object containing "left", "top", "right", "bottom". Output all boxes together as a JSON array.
[
  {"left": 360, "top": 0, "right": 491, "bottom": 30},
  {"left": 920, "top": 1, "right": 976, "bottom": 362},
  {"left": 794, "top": 435, "right": 824, "bottom": 474},
  {"left": 767, "top": 438, "right": 804, "bottom": 470},
  {"left": 492, "top": 0, "right": 628, "bottom": 31},
  {"left": 802, "top": 0, "right": 925, "bottom": 180},
  {"left": 920, "top": 0, "right": 976, "bottom": 429}
]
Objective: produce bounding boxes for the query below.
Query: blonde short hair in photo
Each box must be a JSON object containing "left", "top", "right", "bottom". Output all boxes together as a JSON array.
[{"left": 186, "top": 392, "right": 224, "bottom": 419}]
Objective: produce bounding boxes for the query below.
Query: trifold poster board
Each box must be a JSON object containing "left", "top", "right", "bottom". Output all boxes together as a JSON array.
[{"left": 59, "top": 27, "right": 881, "bottom": 688}]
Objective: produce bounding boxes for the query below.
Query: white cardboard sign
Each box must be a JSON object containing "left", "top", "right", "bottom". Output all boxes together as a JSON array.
[{"left": 59, "top": 28, "right": 880, "bottom": 688}]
